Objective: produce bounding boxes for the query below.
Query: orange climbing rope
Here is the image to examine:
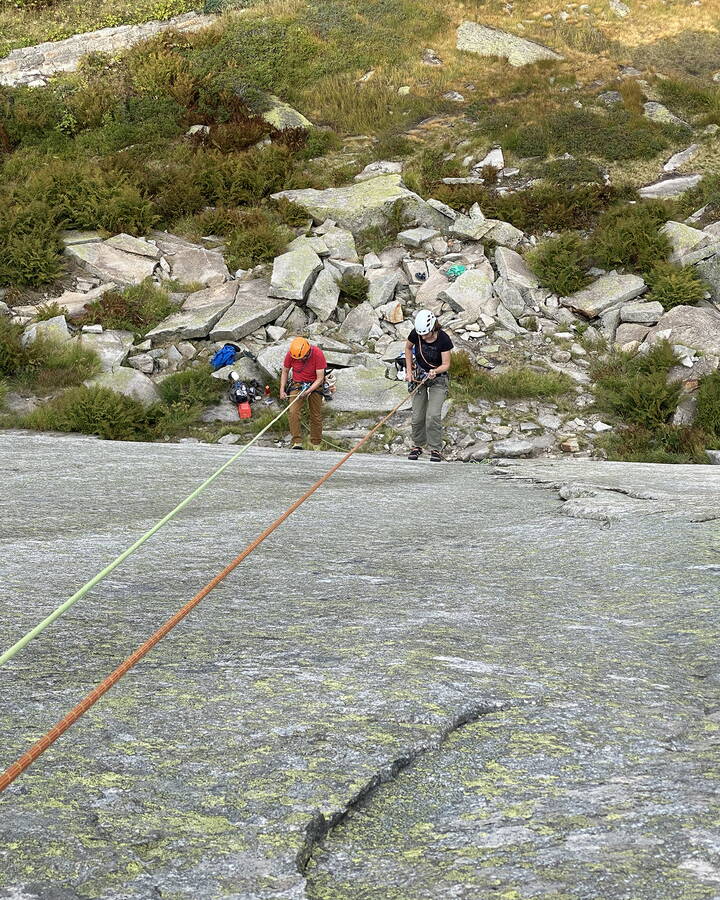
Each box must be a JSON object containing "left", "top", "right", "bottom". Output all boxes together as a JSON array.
[{"left": 0, "top": 383, "right": 423, "bottom": 792}]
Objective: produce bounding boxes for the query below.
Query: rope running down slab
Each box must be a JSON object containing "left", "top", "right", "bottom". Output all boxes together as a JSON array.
[
  {"left": 0, "top": 393, "right": 306, "bottom": 668},
  {"left": 0, "top": 384, "right": 421, "bottom": 792}
]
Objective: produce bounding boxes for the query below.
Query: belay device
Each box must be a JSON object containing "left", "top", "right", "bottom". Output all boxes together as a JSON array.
[{"left": 228, "top": 371, "right": 261, "bottom": 419}]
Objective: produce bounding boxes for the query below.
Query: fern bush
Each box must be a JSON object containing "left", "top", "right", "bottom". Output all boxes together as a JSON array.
[
  {"left": 157, "top": 368, "right": 223, "bottom": 408},
  {"left": 225, "top": 212, "right": 292, "bottom": 270},
  {"left": 695, "top": 372, "right": 720, "bottom": 439},
  {"left": 591, "top": 341, "right": 681, "bottom": 429},
  {"left": 527, "top": 233, "right": 591, "bottom": 296},
  {"left": 338, "top": 273, "right": 369, "bottom": 306},
  {"left": 590, "top": 203, "right": 672, "bottom": 274},
  {"left": 79, "top": 281, "right": 175, "bottom": 334},
  {"left": 646, "top": 263, "right": 708, "bottom": 311},
  {"left": 24, "top": 386, "right": 153, "bottom": 441}
]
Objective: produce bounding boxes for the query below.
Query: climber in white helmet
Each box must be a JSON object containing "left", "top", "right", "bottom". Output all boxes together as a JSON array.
[{"left": 404, "top": 309, "right": 454, "bottom": 462}]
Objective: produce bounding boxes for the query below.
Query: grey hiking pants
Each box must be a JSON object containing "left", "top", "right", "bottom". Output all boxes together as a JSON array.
[{"left": 411, "top": 374, "right": 448, "bottom": 451}]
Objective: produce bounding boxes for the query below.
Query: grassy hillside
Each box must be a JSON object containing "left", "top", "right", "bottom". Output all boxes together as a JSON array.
[{"left": 1, "top": 0, "right": 719, "bottom": 296}]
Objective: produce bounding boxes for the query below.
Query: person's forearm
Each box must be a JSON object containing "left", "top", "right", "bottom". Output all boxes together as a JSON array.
[{"left": 432, "top": 363, "right": 449, "bottom": 374}]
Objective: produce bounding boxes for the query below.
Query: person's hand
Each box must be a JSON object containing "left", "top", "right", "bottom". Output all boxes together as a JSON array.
[
  {"left": 280, "top": 389, "right": 288, "bottom": 400},
  {"left": 405, "top": 370, "right": 414, "bottom": 383},
  {"left": 427, "top": 369, "right": 437, "bottom": 380}
]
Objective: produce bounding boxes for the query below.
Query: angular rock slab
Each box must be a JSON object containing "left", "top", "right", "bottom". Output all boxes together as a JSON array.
[
  {"left": 105, "top": 233, "right": 160, "bottom": 259},
  {"left": 85, "top": 367, "right": 160, "bottom": 406},
  {"left": 79, "top": 329, "right": 134, "bottom": 371},
  {"left": 646, "top": 305, "right": 720, "bottom": 355},
  {"left": 21, "top": 315, "right": 72, "bottom": 347},
  {"left": 317, "top": 226, "right": 358, "bottom": 262},
  {"left": 332, "top": 364, "right": 409, "bottom": 410},
  {"left": 307, "top": 268, "right": 341, "bottom": 322},
  {"left": 272, "top": 175, "right": 450, "bottom": 234},
  {"left": 660, "top": 221, "right": 716, "bottom": 266},
  {"left": 146, "top": 283, "right": 238, "bottom": 342},
  {"left": 456, "top": 21, "right": 562, "bottom": 66},
  {"left": 270, "top": 246, "right": 323, "bottom": 301},
  {"left": 367, "top": 269, "right": 402, "bottom": 309},
  {"left": 261, "top": 95, "right": 312, "bottom": 130},
  {"left": 495, "top": 247, "right": 539, "bottom": 291},
  {"left": 639, "top": 175, "right": 702, "bottom": 200},
  {"left": 339, "top": 302, "right": 380, "bottom": 343},
  {"left": 619, "top": 301, "right": 664, "bottom": 325},
  {"left": 562, "top": 273, "right": 646, "bottom": 318},
  {"left": 152, "top": 233, "right": 229, "bottom": 287},
  {"left": 210, "top": 280, "right": 291, "bottom": 341},
  {"left": 439, "top": 270, "right": 497, "bottom": 324},
  {"left": 65, "top": 241, "right": 158, "bottom": 286},
  {"left": 696, "top": 254, "right": 720, "bottom": 303}
]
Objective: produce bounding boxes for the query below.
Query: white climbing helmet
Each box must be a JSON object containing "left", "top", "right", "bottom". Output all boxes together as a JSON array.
[{"left": 414, "top": 309, "right": 437, "bottom": 336}]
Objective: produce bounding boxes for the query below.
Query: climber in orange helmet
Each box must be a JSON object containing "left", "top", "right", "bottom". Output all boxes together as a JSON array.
[{"left": 279, "top": 337, "right": 328, "bottom": 450}]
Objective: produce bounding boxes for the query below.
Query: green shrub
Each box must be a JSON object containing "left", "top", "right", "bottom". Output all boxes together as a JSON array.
[
  {"left": 656, "top": 77, "right": 718, "bottom": 118},
  {"left": 298, "top": 128, "right": 341, "bottom": 159},
  {"left": 23, "top": 336, "right": 101, "bottom": 390},
  {"left": 79, "top": 280, "right": 175, "bottom": 334},
  {"left": 339, "top": 272, "right": 369, "bottom": 306},
  {"left": 646, "top": 263, "right": 708, "bottom": 311},
  {"left": 0, "top": 318, "right": 26, "bottom": 377},
  {"left": 225, "top": 211, "right": 292, "bottom": 270},
  {"left": 157, "top": 367, "right": 222, "bottom": 408},
  {"left": 590, "top": 203, "right": 672, "bottom": 274},
  {"left": 695, "top": 372, "right": 720, "bottom": 439},
  {"left": 527, "top": 233, "right": 591, "bottom": 296},
  {"left": 0, "top": 201, "right": 63, "bottom": 286},
  {"left": 598, "top": 424, "right": 710, "bottom": 464},
  {"left": 451, "top": 352, "right": 574, "bottom": 400},
  {"left": 476, "top": 101, "right": 681, "bottom": 163},
  {"left": 270, "top": 197, "right": 311, "bottom": 228},
  {"left": 527, "top": 156, "right": 605, "bottom": 186},
  {"left": 375, "top": 132, "right": 414, "bottom": 158},
  {"left": 432, "top": 182, "right": 618, "bottom": 232},
  {"left": 591, "top": 341, "right": 680, "bottom": 429},
  {"left": 35, "top": 301, "right": 66, "bottom": 322},
  {"left": 24, "top": 385, "right": 153, "bottom": 440}
]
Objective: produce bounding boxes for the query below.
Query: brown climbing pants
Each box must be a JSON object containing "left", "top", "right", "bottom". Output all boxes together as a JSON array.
[{"left": 288, "top": 390, "right": 323, "bottom": 445}]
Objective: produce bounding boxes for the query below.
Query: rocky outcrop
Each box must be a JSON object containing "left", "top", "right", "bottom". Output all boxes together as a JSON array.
[
  {"left": 272, "top": 175, "right": 451, "bottom": 233},
  {"left": 146, "top": 283, "right": 238, "bottom": 342},
  {"left": 562, "top": 274, "right": 646, "bottom": 318},
  {"left": 0, "top": 12, "right": 214, "bottom": 88},
  {"left": 456, "top": 21, "right": 562, "bottom": 66}
]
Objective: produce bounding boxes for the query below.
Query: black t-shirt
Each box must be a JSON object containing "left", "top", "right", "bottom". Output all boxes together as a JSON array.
[{"left": 408, "top": 328, "right": 454, "bottom": 372}]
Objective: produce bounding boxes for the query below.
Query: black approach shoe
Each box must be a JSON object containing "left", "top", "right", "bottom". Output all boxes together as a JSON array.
[
  {"left": 430, "top": 450, "right": 444, "bottom": 462},
  {"left": 291, "top": 443, "right": 304, "bottom": 450},
  {"left": 407, "top": 447, "right": 423, "bottom": 460}
]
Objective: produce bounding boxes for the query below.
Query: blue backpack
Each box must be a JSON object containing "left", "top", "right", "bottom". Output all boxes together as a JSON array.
[{"left": 211, "top": 343, "right": 238, "bottom": 370}]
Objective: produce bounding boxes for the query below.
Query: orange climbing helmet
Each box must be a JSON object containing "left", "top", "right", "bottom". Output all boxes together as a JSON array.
[{"left": 289, "top": 337, "right": 311, "bottom": 359}]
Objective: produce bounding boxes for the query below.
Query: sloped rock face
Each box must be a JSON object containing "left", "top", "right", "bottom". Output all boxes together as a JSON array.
[
  {"left": 272, "top": 175, "right": 451, "bottom": 233},
  {"left": 2, "top": 439, "right": 720, "bottom": 900},
  {"left": 456, "top": 21, "right": 562, "bottom": 66}
]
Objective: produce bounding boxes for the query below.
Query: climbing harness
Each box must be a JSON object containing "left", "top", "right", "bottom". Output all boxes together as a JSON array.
[
  {"left": 0, "top": 391, "right": 308, "bottom": 668},
  {"left": 0, "top": 383, "right": 424, "bottom": 792}
]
